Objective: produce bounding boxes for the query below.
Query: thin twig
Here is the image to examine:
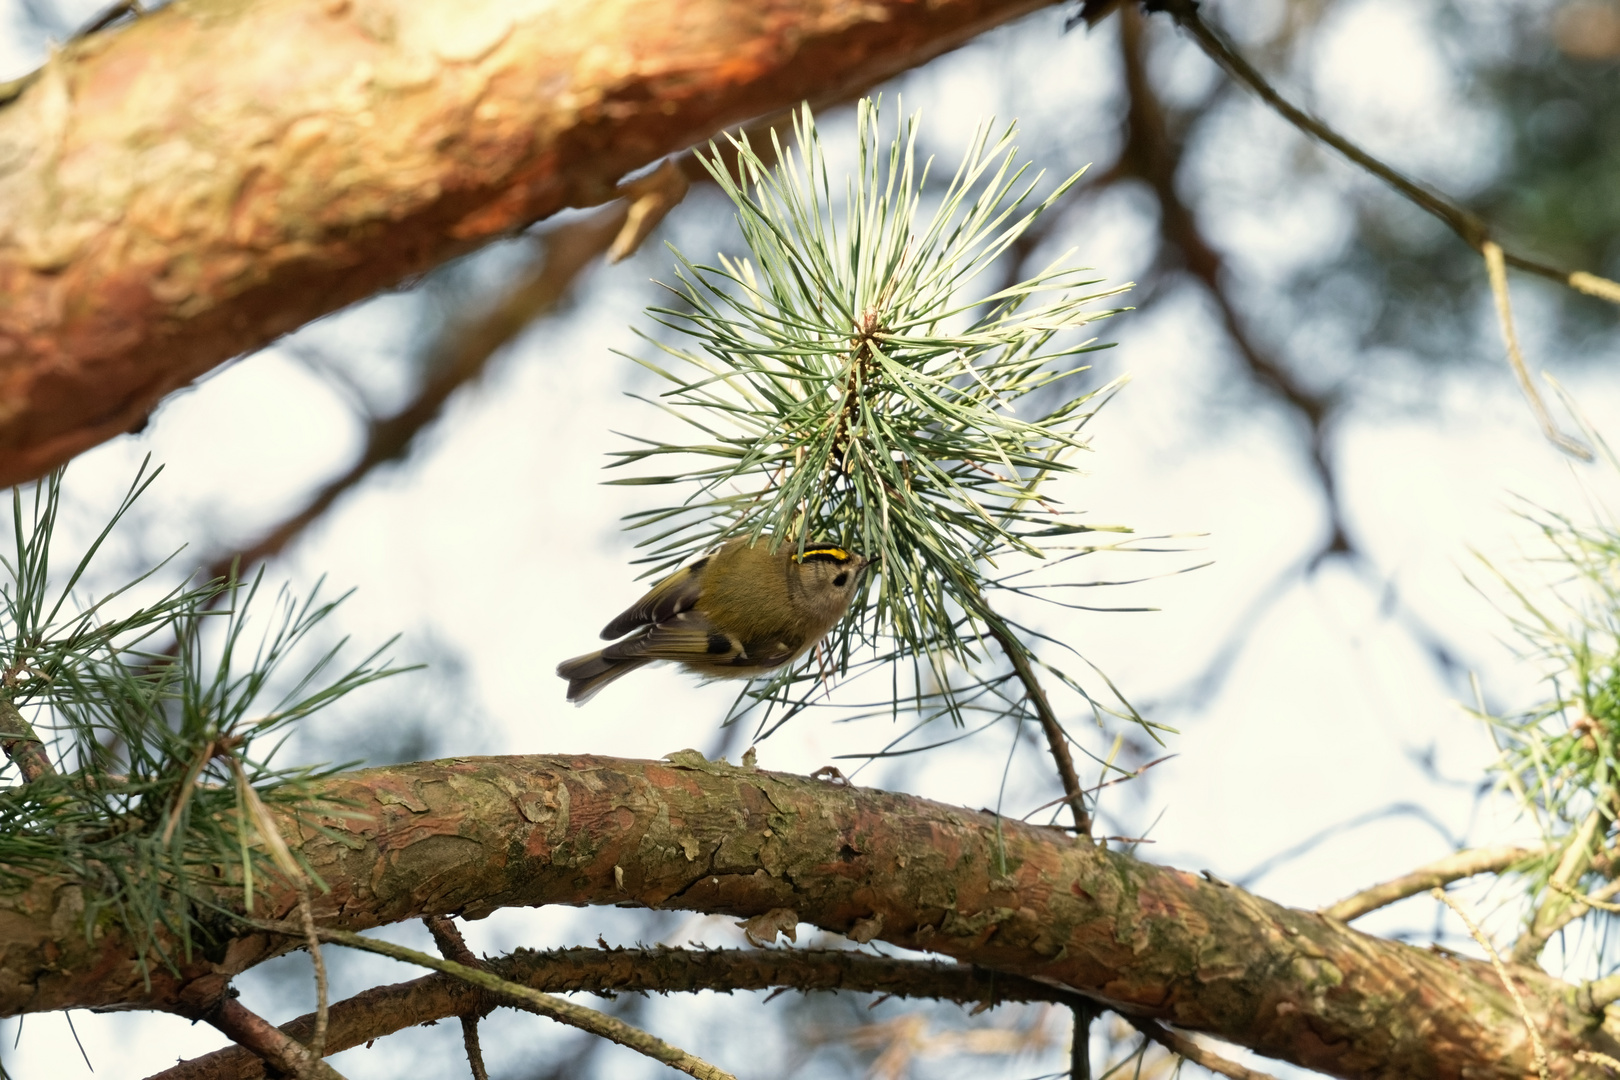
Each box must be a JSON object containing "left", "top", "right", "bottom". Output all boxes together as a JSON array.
[
  {"left": 1550, "top": 879, "right": 1620, "bottom": 916},
  {"left": 424, "top": 915, "right": 489, "bottom": 1080},
  {"left": 153, "top": 946, "right": 1116, "bottom": 1080},
  {"left": 1151, "top": 0, "right": 1620, "bottom": 304},
  {"left": 1020, "top": 756, "right": 1176, "bottom": 822},
  {"left": 1430, "top": 887, "right": 1549, "bottom": 1080},
  {"left": 200, "top": 211, "right": 627, "bottom": 586},
  {"left": 157, "top": 947, "right": 1102, "bottom": 1079},
  {"left": 984, "top": 616, "right": 1089, "bottom": 836},
  {"left": 297, "top": 884, "right": 330, "bottom": 1061},
  {"left": 202, "top": 997, "right": 347, "bottom": 1080},
  {"left": 257, "top": 922, "right": 737, "bottom": 1080},
  {"left": 1482, "top": 241, "right": 1593, "bottom": 460},
  {"left": 458, "top": 1015, "right": 489, "bottom": 1080},
  {"left": 1133, "top": 1018, "right": 1279, "bottom": 1080},
  {"left": 1578, "top": 1050, "right": 1620, "bottom": 1073},
  {"left": 1070, "top": 1002, "right": 1095, "bottom": 1080},
  {"left": 1515, "top": 806, "right": 1606, "bottom": 964},
  {"left": 1319, "top": 844, "right": 1543, "bottom": 922}
]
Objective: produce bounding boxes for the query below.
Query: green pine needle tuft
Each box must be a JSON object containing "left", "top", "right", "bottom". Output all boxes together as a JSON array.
[{"left": 610, "top": 98, "right": 1174, "bottom": 753}]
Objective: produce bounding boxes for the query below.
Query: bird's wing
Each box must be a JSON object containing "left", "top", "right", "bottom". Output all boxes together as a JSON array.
[
  {"left": 601, "top": 610, "right": 747, "bottom": 663},
  {"left": 599, "top": 558, "right": 710, "bottom": 640}
]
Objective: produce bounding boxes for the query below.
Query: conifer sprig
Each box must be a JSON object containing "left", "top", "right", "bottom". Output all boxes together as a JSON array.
[{"left": 610, "top": 99, "right": 1168, "bottom": 755}]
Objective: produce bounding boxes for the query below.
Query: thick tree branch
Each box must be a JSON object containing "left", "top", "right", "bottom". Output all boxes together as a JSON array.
[
  {"left": 0, "top": 0, "right": 1060, "bottom": 487},
  {"left": 1, "top": 753, "right": 1616, "bottom": 1078}
]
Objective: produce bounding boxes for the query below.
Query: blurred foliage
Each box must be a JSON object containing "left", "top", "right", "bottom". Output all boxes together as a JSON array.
[{"left": 1285, "top": 0, "right": 1620, "bottom": 364}]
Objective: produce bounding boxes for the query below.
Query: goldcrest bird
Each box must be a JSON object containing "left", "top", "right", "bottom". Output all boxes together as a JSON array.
[{"left": 557, "top": 538, "right": 869, "bottom": 705}]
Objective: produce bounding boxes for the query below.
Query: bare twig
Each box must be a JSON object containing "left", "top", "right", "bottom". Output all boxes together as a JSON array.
[
  {"left": 424, "top": 914, "right": 482, "bottom": 966},
  {"left": 1319, "top": 844, "right": 1543, "bottom": 922},
  {"left": 1134, "top": 1018, "right": 1279, "bottom": 1080},
  {"left": 1577, "top": 1049, "right": 1620, "bottom": 1073},
  {"left": 1431, "top": 887, "right": 1549, "bottom": 1080},
  {"left": 296, "top": 885, "right": 330, "bottom": 1062},
  {"left": 1550, "top": 878, "right": 1620, "bottom": 915},
  {"left": 202, "top": 997, "right": 347, "bottom": 1080},
  {"left": 610, "top": 158, "right": 692, "bottom": 264},
  {"left": 150, "top": 946, "right": 1099, "bottom": 1080},
  {"left": 201, "top": 208, "right": 627, "bottom": 584},
  {"left": 194, "top": 112, "right": 797, "bottom": 584},
  {"left": 1482, "top": 240, "right": 1593, "bottom": 460},
  {"left": 985, "top": 617, "right": 1090, "bottom": 836},
  {"left": 259, "top": 923, "right": 737, "bottom": 1080},
  {"left": 424, "top": 914, "right": 489, "bottom": 1080},
  {"left": 1070, "top": 1002, "right": 1095, "bottom": 1079}
]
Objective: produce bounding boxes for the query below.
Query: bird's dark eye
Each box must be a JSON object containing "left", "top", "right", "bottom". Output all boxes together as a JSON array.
[{"left": 833, "top": 572, "right": 849, "bottom": 588}]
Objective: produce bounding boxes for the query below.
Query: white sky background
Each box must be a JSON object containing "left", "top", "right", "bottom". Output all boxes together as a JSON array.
[{"left": 2, "top": 0, "right": 1616, "bottom": 1077}]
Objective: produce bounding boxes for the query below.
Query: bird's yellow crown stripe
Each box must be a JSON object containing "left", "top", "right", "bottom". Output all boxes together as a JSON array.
[{"left": 797, "top": 546, "right": 851, "bottom": 562}]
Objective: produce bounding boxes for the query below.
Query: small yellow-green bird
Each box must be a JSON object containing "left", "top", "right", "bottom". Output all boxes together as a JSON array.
[{"left": 557, "top": 538, "right": 869, "bottom": 704}]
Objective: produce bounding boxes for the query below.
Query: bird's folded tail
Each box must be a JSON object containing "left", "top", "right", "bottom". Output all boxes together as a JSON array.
[{"left": 556, "top": 650, "right": 651, "bottom": 705}]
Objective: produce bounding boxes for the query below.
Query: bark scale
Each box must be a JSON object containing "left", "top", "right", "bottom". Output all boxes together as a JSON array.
[{"left": 0, "top": 753, "right": 1612, "bottom": 1078}]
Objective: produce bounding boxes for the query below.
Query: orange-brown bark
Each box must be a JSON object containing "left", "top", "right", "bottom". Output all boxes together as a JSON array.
[
  {"left": 0, "top": 753, "right": 1614, "bottom": 1078},
  {"left": 0, "top": 0, "right": 1056, "bottom": 487}
]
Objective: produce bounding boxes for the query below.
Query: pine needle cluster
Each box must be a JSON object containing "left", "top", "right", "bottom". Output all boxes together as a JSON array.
[{"left": 611, "top": 99, "right": 1171, "bottom": 755}]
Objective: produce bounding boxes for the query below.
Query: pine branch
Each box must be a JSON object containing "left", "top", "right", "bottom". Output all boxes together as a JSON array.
[{"left": 8, "top": 753, "right": 1610, "bottom": 1078}]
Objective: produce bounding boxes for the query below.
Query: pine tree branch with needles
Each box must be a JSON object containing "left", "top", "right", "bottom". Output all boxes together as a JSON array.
[{"left": 0, "top": 750, "right": 1609, "bottom": 1079}]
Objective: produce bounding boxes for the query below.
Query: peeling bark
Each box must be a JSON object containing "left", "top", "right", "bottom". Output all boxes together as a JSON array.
[
  {"left": 0, "top": 0, "right": 1057, "bottom": 486},
  {"left": 0, "top": 753, "right": 1614, "bottom": 1078}
]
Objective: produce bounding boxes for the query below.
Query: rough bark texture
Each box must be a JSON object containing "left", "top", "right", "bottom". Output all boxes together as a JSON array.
[
  {"left": 0, "top": 753, "right": 1615, "bottom": 1078},
  {"left": 0, "top": 0, "right": 1056, "bottom": 487}
]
